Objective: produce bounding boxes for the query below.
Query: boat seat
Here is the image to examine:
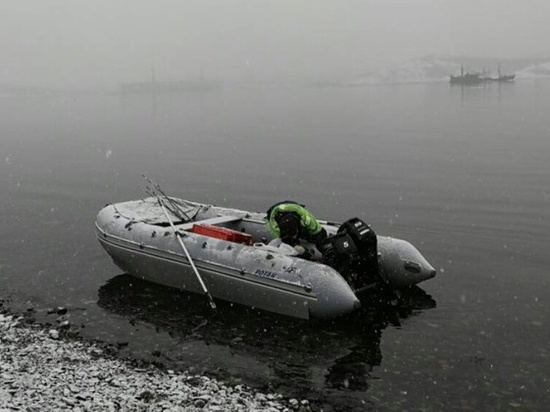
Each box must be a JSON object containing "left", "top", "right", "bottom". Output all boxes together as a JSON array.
[{"left": 177, "top": 215, "right": 243, "bottom": 231}]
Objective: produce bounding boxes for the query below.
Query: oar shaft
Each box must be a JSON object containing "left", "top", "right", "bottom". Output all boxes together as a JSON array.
[{"left": 158, "top": 199, "right": 216, "bottom": 309}]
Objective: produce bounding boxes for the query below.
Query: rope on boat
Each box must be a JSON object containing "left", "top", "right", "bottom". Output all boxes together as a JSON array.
[{"left": 142, "top": 174, "right": 197, "bottom": 222}]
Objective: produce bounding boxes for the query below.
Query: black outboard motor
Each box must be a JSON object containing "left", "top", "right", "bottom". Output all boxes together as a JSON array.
[
  {"left": 320, "top": 231, "right": 357, "bottom": 266},
  {"left": 338, "top": 218, "right": 378, "bottom": 269},
  {"left": 321, "top": 218, "right": 379, "bottom": 289}
]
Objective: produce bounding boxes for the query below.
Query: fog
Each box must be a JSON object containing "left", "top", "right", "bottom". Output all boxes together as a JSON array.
[{"left": 1, "top": 0, "right": 550, "bottom": 88}]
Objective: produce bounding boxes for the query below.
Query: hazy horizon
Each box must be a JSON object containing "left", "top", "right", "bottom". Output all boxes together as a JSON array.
[{"left": 2, "top": 1, "right": 550, "bottom": 88}]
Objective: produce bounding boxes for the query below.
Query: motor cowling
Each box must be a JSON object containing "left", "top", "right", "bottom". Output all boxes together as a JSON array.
[
  {"left": 320, "top": 231, "right": 357, "bottom": 265},
  {"left": 321, "top": 218, "right": 379, "bottom": 289},
  {"left": 338, "top": 218, "right": 378, "bottom": 266}
]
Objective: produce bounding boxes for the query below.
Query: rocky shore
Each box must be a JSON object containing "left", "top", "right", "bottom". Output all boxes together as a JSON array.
[{"left": 0, "top": 311, "right": 311, "bottom": 411}]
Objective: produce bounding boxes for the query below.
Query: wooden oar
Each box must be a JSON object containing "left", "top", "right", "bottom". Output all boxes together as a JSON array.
[{"left": 157, "top": 197, "right": 216, "bottom": 310}]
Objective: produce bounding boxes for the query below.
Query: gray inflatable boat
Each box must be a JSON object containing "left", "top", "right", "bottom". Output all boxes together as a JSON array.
[{"left": 95, "top": 197, "right": 436, "bottom": 320}]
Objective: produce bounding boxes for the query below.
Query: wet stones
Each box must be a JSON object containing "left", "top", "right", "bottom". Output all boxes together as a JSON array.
[{"left": 0, "top": 310, "right": 312, "bottom": 411}]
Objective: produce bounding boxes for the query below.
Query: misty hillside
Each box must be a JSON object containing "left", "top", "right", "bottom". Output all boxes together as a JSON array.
[
  {"left": 516, "top": 62, "right": 550, "bottom": 78},
  {"left": 347, "top": 55, "right": 550, "bottom": 85}
]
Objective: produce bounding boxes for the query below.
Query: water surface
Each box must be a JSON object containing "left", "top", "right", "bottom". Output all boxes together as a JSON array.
[{"left": 1, "top": 80, "right": 549, "bottom": 410}]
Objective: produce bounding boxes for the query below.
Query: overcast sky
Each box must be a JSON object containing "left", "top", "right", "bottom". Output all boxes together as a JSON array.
[{"left": 1, "top": 0, "right": 549, "bottom": 87}]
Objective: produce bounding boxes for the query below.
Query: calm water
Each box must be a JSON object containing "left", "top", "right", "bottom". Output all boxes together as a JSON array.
[{"left": 1, "top": 80, "right": 549, "bottom": 410}]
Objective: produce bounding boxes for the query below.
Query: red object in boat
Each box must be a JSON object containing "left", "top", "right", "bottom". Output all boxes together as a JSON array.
[{"left": 191, "top": 224, "right": 253, "bottom": 245}]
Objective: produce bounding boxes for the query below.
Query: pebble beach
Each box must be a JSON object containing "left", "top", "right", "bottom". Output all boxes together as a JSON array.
[{"left": 0, "top": 311, "right": 311, "bottom": 412}]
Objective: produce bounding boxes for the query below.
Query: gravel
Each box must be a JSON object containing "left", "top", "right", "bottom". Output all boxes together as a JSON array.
[{"left": 0, "top": 312, "right": 311, "bottom": 411}]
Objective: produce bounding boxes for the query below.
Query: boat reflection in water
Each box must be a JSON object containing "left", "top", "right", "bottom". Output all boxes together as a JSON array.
[{"left": 97, "top": 274, "right": 436, "bottom": 406}]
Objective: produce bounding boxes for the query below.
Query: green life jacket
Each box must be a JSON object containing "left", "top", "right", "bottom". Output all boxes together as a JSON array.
[{"left": 267, "top": 203, "right": 323, "bottom": 238}]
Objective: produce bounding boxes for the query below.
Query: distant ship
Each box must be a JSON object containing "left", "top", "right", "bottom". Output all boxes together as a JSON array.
[
  {"left": 450, "top": 66, "right": 484, "bottom": 84},
  {"left": 486, "top": 66, "right": 515, "bottom": 82},
  {"left": 450, "top": 65, "right": 515, "bottom": 84}
]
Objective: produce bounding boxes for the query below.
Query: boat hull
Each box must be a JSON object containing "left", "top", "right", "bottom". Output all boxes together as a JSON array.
[{"left": 95, "top": 198, "right": 435, "bottom": 319}]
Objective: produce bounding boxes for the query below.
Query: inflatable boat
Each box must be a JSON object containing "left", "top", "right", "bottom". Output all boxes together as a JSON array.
[{"left": 95, "top": 197, "right": 436, "bottom": 320}]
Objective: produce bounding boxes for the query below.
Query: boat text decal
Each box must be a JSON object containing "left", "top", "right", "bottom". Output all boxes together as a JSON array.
[{"left": 253, "top": 269, "right": 279, "bottom": 279}]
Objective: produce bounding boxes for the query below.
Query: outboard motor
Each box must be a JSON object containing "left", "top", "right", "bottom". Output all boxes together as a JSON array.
[
  {"left": 338, "top": 218, "right": 378, "bottom": 271},
  {"left": 320, "top": 231, "right": 357, "bottom": 266},
  {"left": 321, "top": 218, "right": 379, "bottom": 289}
]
